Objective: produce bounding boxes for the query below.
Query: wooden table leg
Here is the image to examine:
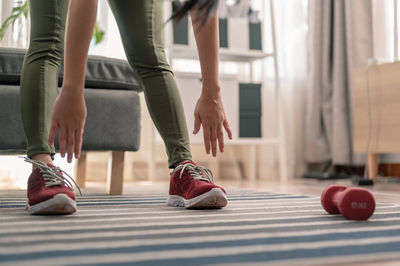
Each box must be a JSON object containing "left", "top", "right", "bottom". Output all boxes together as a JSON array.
[
  {"left": 75, "top": 152, "right": 87, "bottom": 188},
  {"left": 107, "top": 151, "right": 125, "bottom": 195},
  {"left": 367, "top": 153, "right": 379, "bottom": 184},
  {"left": 248, "top": 144, "right": 256, "bottom": 182}
]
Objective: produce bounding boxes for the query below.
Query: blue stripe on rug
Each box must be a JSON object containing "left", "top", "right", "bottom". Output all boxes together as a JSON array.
[
  {"left": 2, "top": 213, "right": 400, "bottom": 237},
  {"left": 0, "top": 195, "right": 312, "bottom": 208},
  {"left": 2, "top": 233, "right": 400, "bottom": 263},
  {"left": 3, "top": 226, "right": 400, "bottom": 252},
  {"left": 86, "top": 242, "right": 400, "bottom": 266}
]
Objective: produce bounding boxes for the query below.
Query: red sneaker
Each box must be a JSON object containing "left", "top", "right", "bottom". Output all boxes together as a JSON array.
[
  {"left": 168, "top": 161, "right": 227, "bottom": 208},
  {"left": 23, "top": 157, "right": 80, "bottom": 215}
]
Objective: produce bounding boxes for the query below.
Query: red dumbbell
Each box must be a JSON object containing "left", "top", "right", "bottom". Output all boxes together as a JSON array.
[{"left": 321, "top": 185, "right": 375, "bottom": 220}]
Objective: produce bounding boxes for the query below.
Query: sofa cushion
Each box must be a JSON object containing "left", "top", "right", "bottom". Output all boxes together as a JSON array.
[
  {"left": 0, "top": 47, "right": 142, "bottom": 92},
  {"left": 0, "top": 85, "right": 141, "bottom": 153}
]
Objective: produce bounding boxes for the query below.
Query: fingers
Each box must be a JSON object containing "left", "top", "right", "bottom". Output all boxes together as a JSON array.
[
  {"left": 75, "top": 129, "right": 83, "bottom": 159},
  {"left": 193, "top": 113, "right": 201, "bottom": 134},
  {"left": 203, "top": 126, "right": 211, "bottom": 155},
  {"left": 203, "top": 125, "right": 225, "bottom": 156},
  {"left": 223, "top": 120, "right": 233, "bottom": 140},
  {"left": 211, "top": 127, "right": 217, "bottom": 157},
  {"left": 67, "top": 128, "right": 75, "bottom": 163},
  {"left": 59, "top": 127, "right": 67, "bottom": 158},
  {"left": 203, "top": 121, "right": 230, "bottom": 156},
  {"left": 217, "top": 124, "right": 224, "bottom": 153},
  {"left": 54, "top": 126, "right": 83, "bottom": 163},
  {"left": 48, "top": 121, "right": 57, "bottom": 147}
]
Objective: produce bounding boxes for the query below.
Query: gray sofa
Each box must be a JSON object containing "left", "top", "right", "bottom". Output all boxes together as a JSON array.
[{"left": 0, "top": 47, "right": 143, "bottom": 194}]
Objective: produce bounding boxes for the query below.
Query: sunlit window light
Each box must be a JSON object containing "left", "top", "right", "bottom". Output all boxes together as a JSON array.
[{"left": 0, "top": 155, "right": 75, "bottom": 190}]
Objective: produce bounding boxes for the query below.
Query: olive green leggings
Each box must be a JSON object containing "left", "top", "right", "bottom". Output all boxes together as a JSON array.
[{"left": 20, "top": 0, "right": 192, "bottom": 168}]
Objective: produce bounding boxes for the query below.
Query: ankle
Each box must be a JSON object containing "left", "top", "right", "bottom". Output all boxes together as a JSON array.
[
  {"left": 174, "top": 160, "right": 192, "bottom": 168},
  {"left": 31, "top": 154, "right": 53, "bottom": 170}
]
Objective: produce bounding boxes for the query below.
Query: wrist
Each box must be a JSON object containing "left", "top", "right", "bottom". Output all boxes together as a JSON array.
[
  {"left": 61, "top": 83, "right": 85, "bottom": 96},
  {"left": 59, "top": 88, "right": 84, "bottom": 101},
  {"left": 201, "top": 83, "right": 221, "bottom": 99}
]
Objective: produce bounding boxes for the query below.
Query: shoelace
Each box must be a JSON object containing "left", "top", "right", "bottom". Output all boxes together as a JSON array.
[
  {"left": 21, "top": 157, "right": 82, "bottom": 196},
  {"left": 170, "top": 163, "right": 214, "bottom": 183}
]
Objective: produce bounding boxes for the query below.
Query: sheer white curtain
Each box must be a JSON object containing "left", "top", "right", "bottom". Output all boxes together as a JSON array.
[
  {"left": 372, "top": 0, "right": 397, "bottom": 61},
  {"left": 0, "top": 0, "right": 13, "bottom": 46},
  {"left": 268, "top": 0, "right": 309, "bottom": 177},
  {"left": 372, "top": 0, "right": 400, "bottom": 164},
  {"left": 0, "top": 0, "right": 29, "bottom": 48}
]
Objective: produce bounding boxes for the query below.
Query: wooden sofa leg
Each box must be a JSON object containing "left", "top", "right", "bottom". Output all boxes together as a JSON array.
[
  {"left": 75, "top": 152, "right": 87, "bottom": 188},
  {"left": 367, "top": 153, "right": 379, "bottom": 184},
  {"left": 107, "top": 151, "right": 125, "bottom": 195}
]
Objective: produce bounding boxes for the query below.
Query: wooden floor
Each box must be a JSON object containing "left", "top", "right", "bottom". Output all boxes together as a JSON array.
[
  {"left": 46, "top": 177, "right": 400, "bottom": 204},
  {"left": 227, "top": 178, "right": 400, "bottom": 204}
]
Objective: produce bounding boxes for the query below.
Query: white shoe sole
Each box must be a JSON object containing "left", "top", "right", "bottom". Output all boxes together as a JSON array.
[
  {"left": 27, "top": 193, "right": 77, "bottom": 215},
  {"left": 167, "top": 188, "right": 228, "bottom": 208}
]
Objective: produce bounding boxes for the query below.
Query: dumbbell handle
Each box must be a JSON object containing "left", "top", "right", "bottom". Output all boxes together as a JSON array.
[{"left": 332, "top": 189, "right": 344, "bottom": 209}]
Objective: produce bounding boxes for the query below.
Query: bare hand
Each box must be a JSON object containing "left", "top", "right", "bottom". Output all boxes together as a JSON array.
[
  {"left": 48, "top": 89, "right": 87, "bottom": 163},
  {"left": 193, "top": 92, "right": 232, "bottom": 156}
]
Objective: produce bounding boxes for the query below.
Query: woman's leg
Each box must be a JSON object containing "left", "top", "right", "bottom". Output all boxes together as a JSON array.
[
  {"left": 20, "top": 0, "right": 78, "bottom": 215},
  {"left": 107, "top": 0, "right": 192, "bottom": 168},
  {"left": 20, "top": 0, "right": 69, "bottom": 162}
]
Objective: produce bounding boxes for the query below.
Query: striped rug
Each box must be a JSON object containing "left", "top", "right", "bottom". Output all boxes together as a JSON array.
[{"left": 1, "top": 190, "right": 400, "bottom": 265}]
